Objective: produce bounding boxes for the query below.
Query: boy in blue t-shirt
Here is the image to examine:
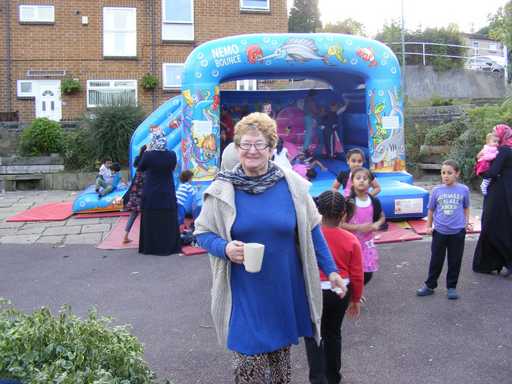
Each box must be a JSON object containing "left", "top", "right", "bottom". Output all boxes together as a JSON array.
[
  {"left": 97, "top": 162, "right": 121, "bottom": 198},
  {"left": 417, "top": 159, "right": 471, "bottom": 300},
  {"left": 176, "top": 170, "right": 197, "bottom": 224}
]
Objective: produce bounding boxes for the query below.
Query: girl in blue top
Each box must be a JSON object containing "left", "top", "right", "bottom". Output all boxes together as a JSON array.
[{"left": 417, "top": 159, "right": 471, "bottom": 300}]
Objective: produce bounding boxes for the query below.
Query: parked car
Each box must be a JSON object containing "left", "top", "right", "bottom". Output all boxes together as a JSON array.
[{"left": 465, "top": 56, "right": 504, "bottom": 73}]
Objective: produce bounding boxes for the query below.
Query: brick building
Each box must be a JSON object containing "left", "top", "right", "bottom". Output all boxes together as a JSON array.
[{"left": 0, "top": 0, "right": 287, "bottom": 123}]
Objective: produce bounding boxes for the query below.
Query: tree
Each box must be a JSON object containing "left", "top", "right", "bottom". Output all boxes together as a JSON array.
[
  {"left": 321, "top": 18, "right": 366, "bottom": 36},
  {"left": 375, "top": 22, "right": 466, "bottom": 71},
  {"left": 488, "top": 2, "right": 512, "bottom": 55},
  {"left": 288, "top": 0, "right": 322, "bottom": 33}
]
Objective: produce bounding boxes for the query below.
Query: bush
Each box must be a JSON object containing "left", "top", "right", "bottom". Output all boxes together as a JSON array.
[
  {"left": 424, "top": 119, "right": 467, "bottom": 145},
  {"left": 19, "top": 118, "right": 64, "bottom": 156},
  {"left": 140, "top": 73, "right": 158, "bottom": 91},
  {"left": 448, "top": 102, "right": 512, "bottom": 184},
  {"left": 82, "top": 106, "right": 146, "bottom": 165},
  {"left": 404, "top": 117, "right": 430, "bottom": 172},
  {"left": 62, "top": 126, "right": 97, "bottom": 171},
  {"left": 0, "top": 299, "right": 155, "bottom": 383},
  {"left": 430, "top": 96, "right": 454, "bottom": 107},
  {"left": 61, "top": 78, "right": 82, "bottom": 95}
]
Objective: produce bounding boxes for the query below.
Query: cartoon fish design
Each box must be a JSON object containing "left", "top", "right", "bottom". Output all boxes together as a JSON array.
[
  {"left": 246, "top": 45, "right": 264, "bottom": 64},
  {"left": 327, "top": 45, "right": 347, "bottom": 64},
  {"left": 258, "top": 38, "right": 332, "bottom": 65},
  {"left": 357, "top": 48, "right": 378, "bottom": 67},
  {"left": 182, "top": 89, "right": 195, "bottom": 106}
]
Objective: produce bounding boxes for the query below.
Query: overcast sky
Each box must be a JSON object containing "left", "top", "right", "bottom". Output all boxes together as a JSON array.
[{"left": 288, "top": 0, "right": 510, "bottom": 37}]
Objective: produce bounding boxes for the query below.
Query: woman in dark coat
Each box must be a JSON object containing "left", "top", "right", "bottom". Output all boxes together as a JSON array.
[
  {"left": 473, "top": 124, "right": 512, "bottom": 276},
  {"left": 137, "top": 132, "right": 181, "bottom": 256}
]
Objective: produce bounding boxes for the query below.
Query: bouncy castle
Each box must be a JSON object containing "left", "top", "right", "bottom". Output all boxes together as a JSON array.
[{"left": 74, "top": 33, "right": 428, "bottom": 219}]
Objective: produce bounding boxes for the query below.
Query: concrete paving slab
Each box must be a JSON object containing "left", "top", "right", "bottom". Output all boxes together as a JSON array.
[
  {"left": 0, "top": 228, "right": 18, "bottom": 236},
  {"left": 0, "top": 234, "right": 40, "bottom": 244},
  {"left": 64, "top": 233, "right": 102, "bottom": 245},
  {"left": 22, "top": 221, "right": 67, "bottom": 230},
  {"left": 43, "top": 225, "right": 81, "bottom": 236},
  {"left": 0, "top": 221, "right": 25, "bottom": 229},
  {"left": 15, "top": 227, "right": 46, "bottom": 236},
  {"left": 66, "top": 218, "right": 102, "bottom": 226},
  {"left": 81, "top": 224, "right": 111, "bottom": 233},
  {"left": 36, "top": 235, "right": 65, "bottom": 244}
]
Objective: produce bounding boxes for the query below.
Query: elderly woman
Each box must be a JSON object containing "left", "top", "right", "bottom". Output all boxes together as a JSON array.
[
  {"left": 194, "top": 112, "right": 346, "bottom": 383},
  {"left": 137, "top": 132, "right": 181, "bottom": 256},
  {"left": 473, "top": 124, "right": 512, "bottom": 276}
]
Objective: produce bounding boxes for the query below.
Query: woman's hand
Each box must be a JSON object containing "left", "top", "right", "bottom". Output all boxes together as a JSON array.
[
  {"left": 347, "top": 302, "right": 361, "bottom": 319},
  {"left": 328, "top": 272, "right": 347, "bottom": 298},
  {"left": 225, "top": 240, "right": 245, "bottom": 264},
  {"left": 426, "top": 226, "right": 433, "bottom": 235}
]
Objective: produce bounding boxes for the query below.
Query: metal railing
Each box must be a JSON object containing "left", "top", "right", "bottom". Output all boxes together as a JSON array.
[{"left": 389, "top": 41, "right": 507, "bottom": 66}]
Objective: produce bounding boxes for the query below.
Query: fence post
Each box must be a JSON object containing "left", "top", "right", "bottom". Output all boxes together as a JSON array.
[{"left": 422, "top": 43, "right": 426, "bottom": 65}]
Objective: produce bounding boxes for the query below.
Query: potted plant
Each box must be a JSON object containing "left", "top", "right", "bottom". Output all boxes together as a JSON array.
[
  {"left": 141, "top": 73, "right": 158, "bottom": 91},
  {"left": 0, "top": 299, "right": 155, "bottom": 383},
  {"left": 61, "top": 78, "right": 82, "bottom": 95}
]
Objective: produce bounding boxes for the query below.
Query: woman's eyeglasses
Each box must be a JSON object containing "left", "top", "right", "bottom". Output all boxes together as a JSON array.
[{"left": 238, "top": 142, "right": 269, "bottom": 151}]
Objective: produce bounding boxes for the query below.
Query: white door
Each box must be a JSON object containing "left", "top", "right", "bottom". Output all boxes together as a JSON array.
[{"left": 35, "top": 81, "right": 61, "bottom": 121}]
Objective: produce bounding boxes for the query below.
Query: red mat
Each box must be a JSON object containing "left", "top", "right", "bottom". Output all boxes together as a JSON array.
[
  {"left": 6, "top": 201, "right": 73, "bottom": 222},
  {"left": 408, "top": 216, "right": 481, "bottom": 235},
  {"left": 374, "top": 222, "right": 423, "bottom": 244},
  {"left": 97, "top": 216, "right": 206, "bottom": 255},
  {"left": 74, "top": 211, "right": 130, "bottom": 219}
]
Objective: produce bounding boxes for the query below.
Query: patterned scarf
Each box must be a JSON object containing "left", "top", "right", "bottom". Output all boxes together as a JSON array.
[
  {"left": 493, "top": 124, "right": 512, "bottom": 147},
  {"left": 216, "top": 162, "right": 284, "bottom": 194},
  {"left": 148, "top": 132, "right": 168, "bottom": 151}
]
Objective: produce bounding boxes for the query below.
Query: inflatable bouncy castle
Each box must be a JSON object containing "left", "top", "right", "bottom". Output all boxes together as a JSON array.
[{"left": 74, "top": 33, "right": 428, "bottom": 219}]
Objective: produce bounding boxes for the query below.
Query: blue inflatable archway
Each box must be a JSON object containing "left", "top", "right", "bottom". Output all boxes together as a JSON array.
[{"left": 181, "top": 33, "right": 405, "bottom": 181}]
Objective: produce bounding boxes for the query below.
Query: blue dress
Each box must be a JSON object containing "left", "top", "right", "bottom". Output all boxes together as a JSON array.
[{"left": 197, "top": 179, "right": 337, "bottom": 355}]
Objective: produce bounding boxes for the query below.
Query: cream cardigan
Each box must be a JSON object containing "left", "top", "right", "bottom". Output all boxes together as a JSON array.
[{"left": 194, "top": 166, "right": 324, "bottom": 347}]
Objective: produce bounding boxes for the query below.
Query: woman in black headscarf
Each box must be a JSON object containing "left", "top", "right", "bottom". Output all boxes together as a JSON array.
[{"left": 137, "top": 132, "right": 181, "bottom": 255}]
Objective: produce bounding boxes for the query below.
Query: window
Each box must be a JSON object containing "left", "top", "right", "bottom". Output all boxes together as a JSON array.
[
  {"left": 236, "top": 80, "right": 258, "bottom": 91},
  {"left": 103, "top": 7, "right": 136, "bottom": 57},
  {"left": 162, "top": 0, "right": 194, "bottom": 41},
  {"left": 240, "top": 0, "right": 270, "bottom": 11},
  {"left": 489, "top": 43, "right": 498, "bottom": 53},
  {"left": 163, "top": 0, "right": 193, "bottom": 23},
  {"left": 163, "top": 64, "right": 184, "bottom": 89},
  {"left": 87, "top": 80, "right": 137, "bottom": 108},
  {"left": 17, "top": 80, "right": 35, "bottom": 98},
  {"left": 19, "top": 5, "right": 54, "bottom": 23}
]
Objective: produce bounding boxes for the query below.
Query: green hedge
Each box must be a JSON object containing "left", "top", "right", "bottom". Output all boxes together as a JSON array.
[
  {"left": 0, "top": 299, "right": 155, "bottom": 383},
  {"left": 19, "top": 118, "right": 64, "bottom": 156}
]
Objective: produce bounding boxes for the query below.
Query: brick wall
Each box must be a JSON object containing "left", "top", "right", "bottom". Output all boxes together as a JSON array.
[{"left": 1, "top": 0, "right": 288, "bottom": 123}]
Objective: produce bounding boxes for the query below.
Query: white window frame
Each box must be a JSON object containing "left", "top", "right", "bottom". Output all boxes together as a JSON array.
[
  {"left": 240, "top": 0, "right": 270, "bottom": 11},
  {"left": 19, "top": 5, "right": 55, "bottom": 23},
  {"left": 86, "top": 80, "right": 138, "bottom": 108},
  {"left": 103, "top": 7, "right": 137, "bottom": 58},
  {"left": 162, "top": 63, "right": 184, "bottom": 90},
  {"left": 161, "top": 0, "right": 194, "bottom": 41},
  {"left": 236, "top": 80, "right": 258, "bottom": 91},
  {"left": 162, "top": 0, "right": 194, "bottom": 24},
  {"left": 17, "top": 80, "right": 35, "bottom": 98}
]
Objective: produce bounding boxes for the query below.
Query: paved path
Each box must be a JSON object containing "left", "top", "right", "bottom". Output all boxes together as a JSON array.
[
  {"left": 0, "top": 185, "right": 485, "bottom": 246},
  {"left": 0, "top": 191, "right": 117, "bottom": 245},
  {"left": 1, "top": 240, "right": 510, "bottom": 384}
]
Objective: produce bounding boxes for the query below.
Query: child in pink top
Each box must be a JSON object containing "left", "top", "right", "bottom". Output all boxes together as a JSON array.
[
  {"left": 475, "top": 133, "right": 499, "bottom": 195},
  {"left": 341, "top": 167, "right": 386, "bottom": 286}
]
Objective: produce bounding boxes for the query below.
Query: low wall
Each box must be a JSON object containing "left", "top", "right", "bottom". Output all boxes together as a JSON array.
[{"left": 405, "top": 65, "right": 507, "bottom": 101}]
